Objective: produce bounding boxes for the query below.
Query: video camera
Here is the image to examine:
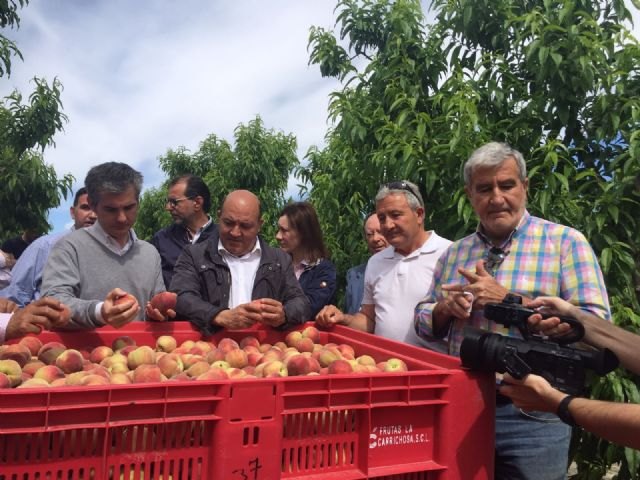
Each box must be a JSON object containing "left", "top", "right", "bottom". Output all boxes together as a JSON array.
[{"left": 460, "top": 295, "right": 618, "bottom": 396}]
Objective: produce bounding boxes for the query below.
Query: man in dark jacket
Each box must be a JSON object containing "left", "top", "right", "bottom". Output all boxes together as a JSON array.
[
  {"left": 171, "top": 190, "right": 311, "bottom": 335},
  {"left": 151, "top": 175, "right": 217, "bottom": 288}
]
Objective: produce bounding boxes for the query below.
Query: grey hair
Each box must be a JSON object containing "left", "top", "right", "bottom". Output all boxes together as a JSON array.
[
  {"left": 85, "top": 162, "right": 143, "bottom": 206},
  {"left": 463, "top": 142, "right": 527, "bottom": 186},
  {"left": 375, "top": 180, "right": 423, "bottom": 211}
]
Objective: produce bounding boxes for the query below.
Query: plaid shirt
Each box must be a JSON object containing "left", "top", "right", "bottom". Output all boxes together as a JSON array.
[{"left": 415, "top": 211, "right": 611, "bottom": 356}]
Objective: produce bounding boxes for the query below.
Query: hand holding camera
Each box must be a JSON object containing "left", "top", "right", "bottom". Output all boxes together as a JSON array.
[{"left": 460, "top": 294, "right": 618, "bottom": 396}]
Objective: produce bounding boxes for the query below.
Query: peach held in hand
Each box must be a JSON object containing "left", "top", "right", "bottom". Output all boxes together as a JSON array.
[
  {"left": 150, "top": 292, "right": 177, "bottom": 315},
  {"left": 114, "top": 293, "right": 137, "bottom": 307}
]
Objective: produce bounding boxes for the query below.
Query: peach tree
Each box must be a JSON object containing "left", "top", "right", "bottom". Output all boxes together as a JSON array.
[
  {"left": 301, "top": 0, "right": 640, "bottom": 476},
  {"left": 0, "top": 1, "right": 72, "bottom": 237},
  {"left": 136, "top": 115, "right": 299, "bottom": 243}
]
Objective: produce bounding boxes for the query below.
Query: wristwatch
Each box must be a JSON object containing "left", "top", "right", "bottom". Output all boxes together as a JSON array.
[
  {"left": 556, "top": 395, "right": 578, "bottom": 427},
  {"left": 503, "top": 293, "right": 523, "bottom": 305}
]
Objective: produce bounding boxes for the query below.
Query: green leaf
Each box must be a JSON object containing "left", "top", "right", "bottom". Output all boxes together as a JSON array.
[
  {"left": 625, "top": 446, "right": 640, "bottom": 475},
  {"left": 600, "top": 247, "right": 612, "bottom": 273},
  {"left": 539, "top": 189, "right": 549, "bottom": 215},
  {"left": 457, "top": 194, "right": 467, "bottom": 218},
  {"left": 550, "top": 52, "right": 563, "bottom": 67},
  {"left": 397, "top": 110, "right": 408, "bottom": 127},
  {"left": 610, "top": 113, "right": 620, "bottom": 133},
  {"left": 553, "top": 172, "right": 569, "bottom": 191},
  {"left": 463, "top": 4, "right": 472, "bottom": 29},
  {"left": 402, "top": 144, "right": 413, "bottom": 163},
  {"left": 389, "top": 96, "right": 405, "bottom": 113},
  {"left": 558, "top": 106, "right": 570, "bottom": 125},
  {"left": 538, "top": 46, "right": 549, "bottom": 66}
]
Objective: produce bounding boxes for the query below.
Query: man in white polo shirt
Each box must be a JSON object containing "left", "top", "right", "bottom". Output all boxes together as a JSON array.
[{"left": 316, "top": 180, "right": 451, "bottom": 351}]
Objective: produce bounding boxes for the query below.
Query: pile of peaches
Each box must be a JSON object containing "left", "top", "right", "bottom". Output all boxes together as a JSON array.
[{"left": 0, "top": 326, "right": 409, "bottom": 388}]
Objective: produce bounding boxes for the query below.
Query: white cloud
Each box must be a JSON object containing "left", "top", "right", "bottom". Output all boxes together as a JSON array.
[
  {"left": 1, "top": 0, "right": 341, "bottom": 231},
  {"left": 4, "top": 1, "right": 639, "bottom": 232}
]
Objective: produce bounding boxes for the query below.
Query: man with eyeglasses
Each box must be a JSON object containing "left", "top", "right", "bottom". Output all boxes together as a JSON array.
[
  {"left": 41, "top": 162, "right": 166, "bottom": 329},
  {"left": 316, "top": 180, "right": 451, "bottom": 351},
  {"left": 151, "top": 175, "right": 217, "bottom": 289},
  {"left": 414, "top": 142, "right": 610, "bottom": 480}
]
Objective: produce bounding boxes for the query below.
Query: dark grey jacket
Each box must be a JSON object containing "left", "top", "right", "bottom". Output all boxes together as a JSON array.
[
  {"left": 151, "top": 221, "right": 217, "bottom": 289},
  {"left": 170, "top": 232, "right": 311, "bottom": 335}
]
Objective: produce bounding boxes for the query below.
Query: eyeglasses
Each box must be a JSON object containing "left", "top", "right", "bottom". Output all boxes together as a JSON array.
[
  {"left": 384, "top": 181, "right": 424, "bottom": 206},
  {"left": 485, "top": 246, "right": 508, "bottom": 276},
  {"left": 165, "top": 196, "right": 193, "bottom": 207}
]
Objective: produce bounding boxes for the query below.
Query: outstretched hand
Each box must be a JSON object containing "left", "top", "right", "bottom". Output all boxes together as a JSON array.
[
  {"left": 315, "top": 304, "right": 345, "bottom": 328},
  {"left": 4, "top": 297, "right": 71, "bottom": 340}
]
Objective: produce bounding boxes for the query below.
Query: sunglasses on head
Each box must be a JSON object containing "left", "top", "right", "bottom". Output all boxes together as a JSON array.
[
  {"left": 485, "top": 246, "right": 508, "bottom": 276},
  {"left": 385, "top": 181, "right": 423, "bottom": 206}
]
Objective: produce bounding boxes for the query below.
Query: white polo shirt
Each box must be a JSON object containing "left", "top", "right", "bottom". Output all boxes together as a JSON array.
[{"left": 362, "top": 231, "right": 451, "bottom": 350}]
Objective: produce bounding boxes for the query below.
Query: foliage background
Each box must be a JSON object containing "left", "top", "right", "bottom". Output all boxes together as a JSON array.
[
  {"left": 135, "top": 116, "right": 298, "bottom": 243},
  {"left": 0, "top": 1, "right": 72, "bottom": 237}
]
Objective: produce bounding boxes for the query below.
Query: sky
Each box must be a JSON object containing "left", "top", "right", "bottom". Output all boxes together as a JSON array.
[
  {"left": 0, "top": 0, "right": 345, "bottom": 231},
  {"left": 2, "top": 1, "right": 638, "bottom": 233}
]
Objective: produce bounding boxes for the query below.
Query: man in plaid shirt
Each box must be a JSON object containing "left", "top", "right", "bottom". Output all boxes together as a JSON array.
[{"left": 414, "top": 142, "right": 610, "bottom": 480}]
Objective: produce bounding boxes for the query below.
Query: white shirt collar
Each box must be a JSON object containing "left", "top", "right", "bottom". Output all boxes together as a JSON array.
[
  {"left": 217, "top": 238, "right": 261, "bottom": 259},
  {"left": 89, "top": 221, "right": 137, "bottom": 256},
  {"left": 382, "top": 231, "right": 439, "bottom": 260},
  {"left": 189, "top": 216, "right": 210, "bottom": 243},
  {"left": 217, "top": 238, "right": 262, "bottom": 308}
]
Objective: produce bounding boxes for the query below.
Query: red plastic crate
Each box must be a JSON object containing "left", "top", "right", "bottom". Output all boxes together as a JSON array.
[{"left": 0, "top": 322, "right": 495, "bottom": 479}]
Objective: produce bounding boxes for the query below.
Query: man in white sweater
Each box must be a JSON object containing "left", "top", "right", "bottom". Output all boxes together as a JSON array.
[{"left": 41, "top": 162, "right": 165, "bottom": 329}]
